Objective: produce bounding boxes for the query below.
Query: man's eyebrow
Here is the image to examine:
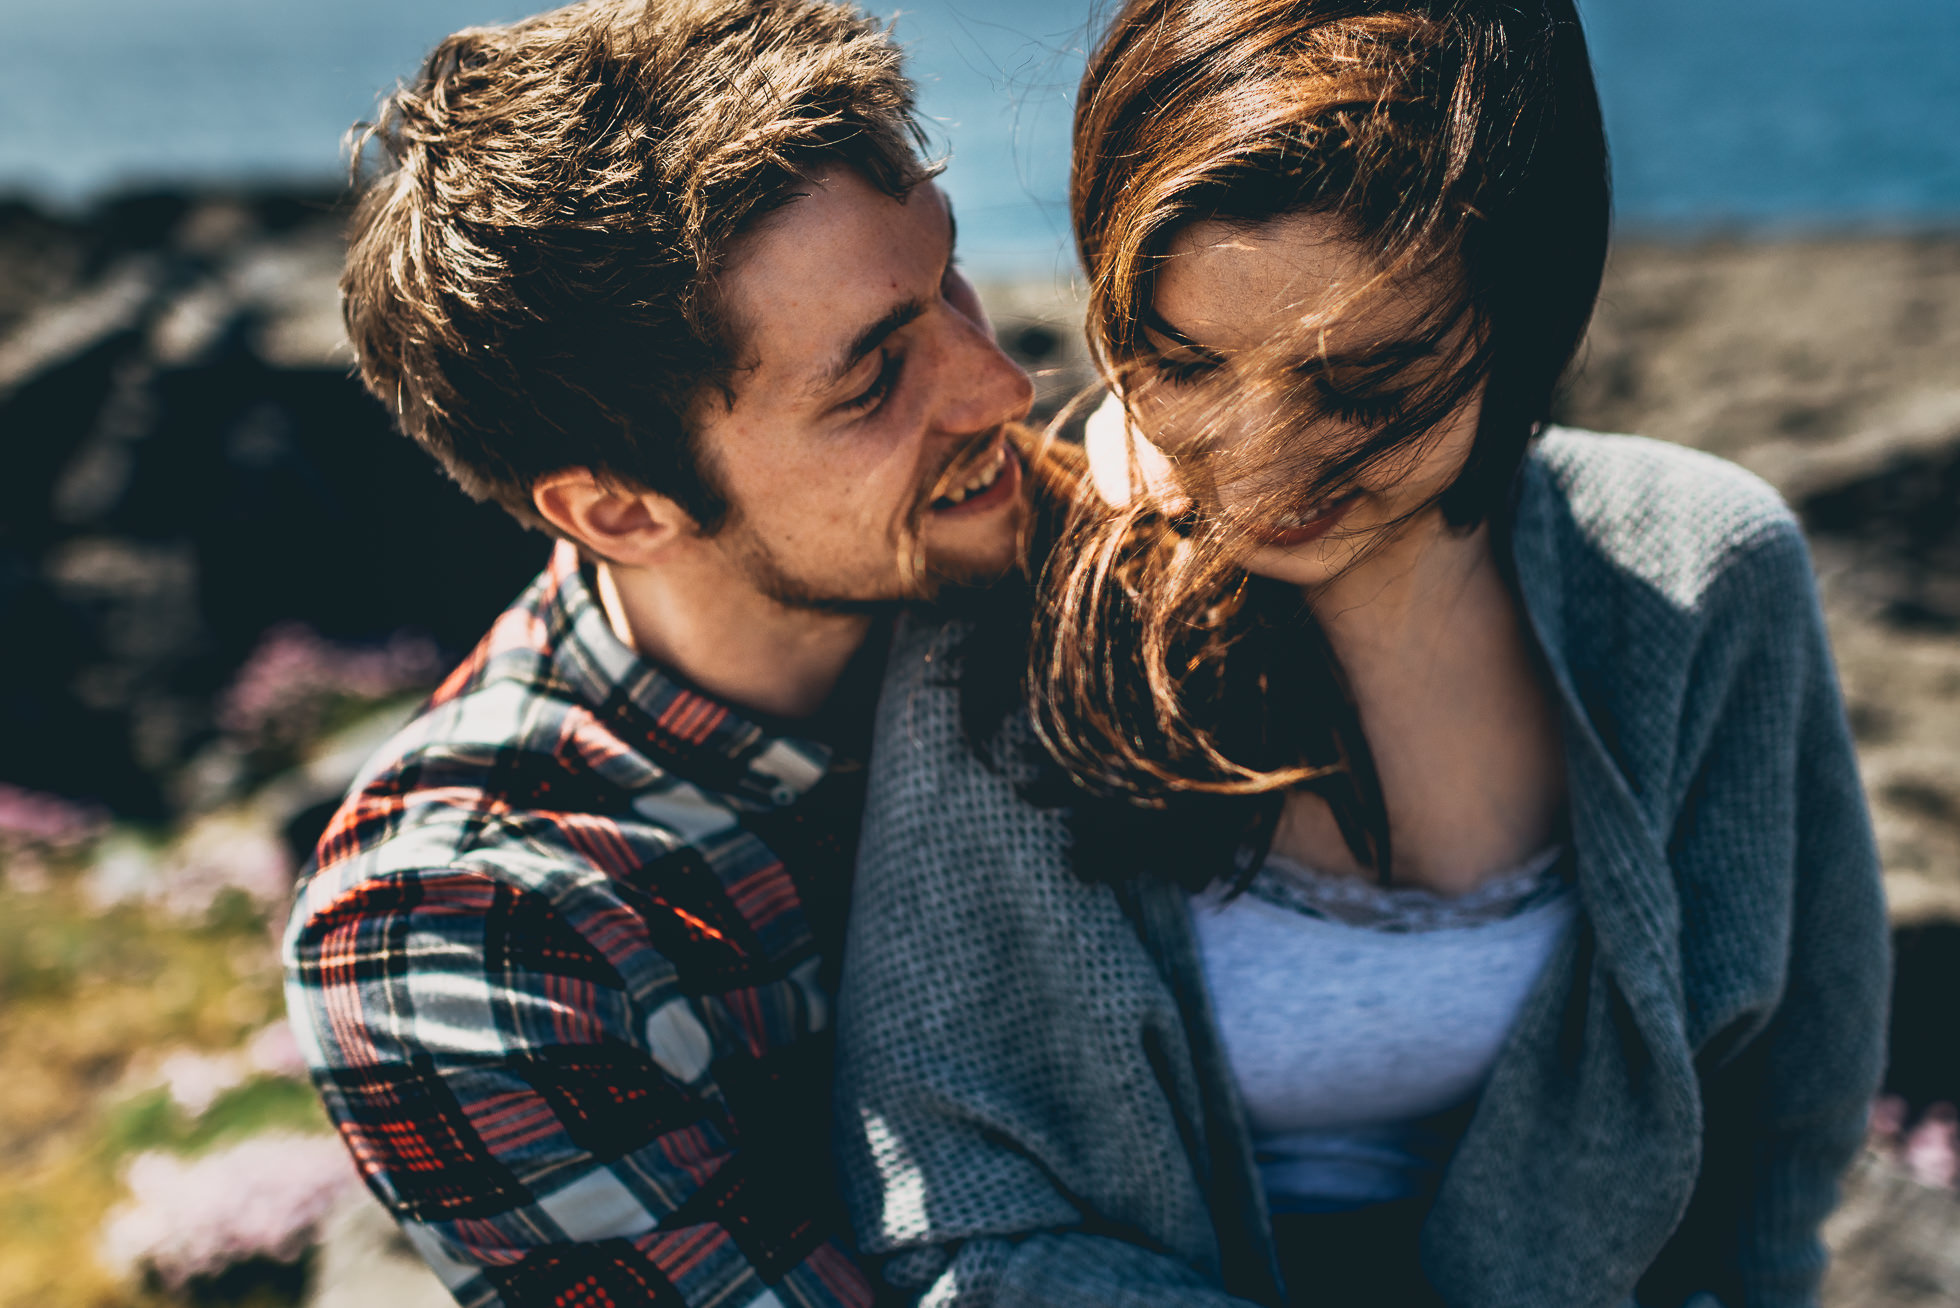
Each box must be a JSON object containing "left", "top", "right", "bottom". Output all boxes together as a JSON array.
[{"left": 811, "top": 195, "right": 958, "bottom": 400}]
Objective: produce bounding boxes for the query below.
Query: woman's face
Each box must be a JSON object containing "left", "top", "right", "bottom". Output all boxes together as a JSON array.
[{"left": 1119, "top": 211, "right": 1485, "bottom": 590}]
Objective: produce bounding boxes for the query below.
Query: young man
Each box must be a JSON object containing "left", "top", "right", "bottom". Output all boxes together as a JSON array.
[{"left": 282, "top": 2, "right": 1033, "bottom": 1305}]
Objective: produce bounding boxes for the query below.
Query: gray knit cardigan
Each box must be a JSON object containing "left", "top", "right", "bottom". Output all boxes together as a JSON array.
[{"left": 833, "top": 430, "right": 1890, "bottom": 1308}]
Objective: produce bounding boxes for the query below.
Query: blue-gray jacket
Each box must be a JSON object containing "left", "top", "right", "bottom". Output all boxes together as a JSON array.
[{"left": 833, "top": 430, "right": 1889, "bottom": 1308}]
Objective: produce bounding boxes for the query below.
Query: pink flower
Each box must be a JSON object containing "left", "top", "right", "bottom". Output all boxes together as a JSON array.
[
  {"left": 157, "top": 1051, "right": 248, "bottom": 1118},
  {"left": 158, "top": 814, "right": 292, "bottom": 917},
  {"left": 84, "top": 816, "right": 292, "bottom": 918},
  {"left": 99, "top": 1133, "right": 358, "bottom": 1290},
  {"left": 1868, "top": 1094, "right": 1909, "bottom": 1152},
  {"left": 1902, "top": 1102, "right": 1958, "bottom": 1191},
  {"left": 0, "top": 782, "right": 107, "bottom": 852},
  {"left": 216, "top": 624, "right": 441, "bottom": 749}
]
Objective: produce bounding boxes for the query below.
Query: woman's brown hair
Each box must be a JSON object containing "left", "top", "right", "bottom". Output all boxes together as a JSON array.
[{"left": 1027, "top": 0, "right": 1609, "bottom": 879}]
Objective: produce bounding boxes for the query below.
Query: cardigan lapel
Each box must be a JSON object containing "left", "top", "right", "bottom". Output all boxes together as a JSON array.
[
  {"left": 1508, "top": 457, "right": 1691, "bottom": 1043},
  {"left": 1417, "top": 454, "right": 1704, "bottom": 1306}
]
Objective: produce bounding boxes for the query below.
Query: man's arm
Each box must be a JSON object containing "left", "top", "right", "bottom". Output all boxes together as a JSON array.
[{"left": 287, "top": 866, "right": 870, "bottom": 1308}]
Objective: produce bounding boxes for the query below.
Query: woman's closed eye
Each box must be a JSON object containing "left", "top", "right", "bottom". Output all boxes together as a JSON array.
[
  {"left": 1148, "top": 350, "right": 1221, "bottom": 386},
  {"left": 1149, "top": 353, "right": 1406, "bottom": 427},
  {"left": 1312, "top": 378, "right": 1405, "bottom": 425}
]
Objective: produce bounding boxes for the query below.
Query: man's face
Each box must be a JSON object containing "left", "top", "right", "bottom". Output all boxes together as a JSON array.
[{"left": 690, "top": 168, "right": 1035, "bottom": 610}]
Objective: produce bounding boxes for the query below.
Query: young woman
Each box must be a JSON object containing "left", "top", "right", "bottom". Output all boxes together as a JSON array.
[{"left": 833, "top": 3, "right": 1889, "bottom": 1306}]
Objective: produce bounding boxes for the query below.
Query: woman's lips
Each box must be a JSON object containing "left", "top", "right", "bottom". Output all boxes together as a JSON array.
[{"left": 1248, "top": 493, "right": 1359, "bottom": 548}]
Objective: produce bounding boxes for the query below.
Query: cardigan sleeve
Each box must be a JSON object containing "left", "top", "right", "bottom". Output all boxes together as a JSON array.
[
  {"left": 1664, "top": 520, "right": 1890, "bottom": 1308},
  {"left": 1738, "top": 529, "right": 1889, "bottom": 1307}
]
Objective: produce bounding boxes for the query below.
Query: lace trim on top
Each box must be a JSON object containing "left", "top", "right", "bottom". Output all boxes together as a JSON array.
[{"left": 1242, "top": 845, "right": 1569, "bottom": 933}]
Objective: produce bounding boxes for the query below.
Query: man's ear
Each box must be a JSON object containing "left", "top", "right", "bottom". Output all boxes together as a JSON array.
[{"left": 531, "top": 470, "right": 695, "bottom": 566}]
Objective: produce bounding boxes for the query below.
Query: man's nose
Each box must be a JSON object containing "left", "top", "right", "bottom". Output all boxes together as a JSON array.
[{"left": 930, "top": 307, "right": 1035, "bottom": 436}]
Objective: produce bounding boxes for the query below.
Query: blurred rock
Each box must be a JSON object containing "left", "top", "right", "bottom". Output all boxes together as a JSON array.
[
  {"left": 1558, "top": 236, "right": 1960, "bottom": 471},
  {"left": 1823, "top": 1153, "right": 1960, "bottom": 1306},
  {"left": 0, "top": 189, "right": 547, "bottom": 817},
  {"left": 0, "top": 256, "right": 157, "bottom": 398},
  {"left": 1887, "top": 925, "right": 1960, "bottom": 1124},
  {"left": 0, "top": 201, "right": 88, "bottom": 339}
]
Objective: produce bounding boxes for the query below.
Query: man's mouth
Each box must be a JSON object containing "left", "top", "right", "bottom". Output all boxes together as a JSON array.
[{"left": 928, "top": 438, "right": 1019, "bottom": 515}]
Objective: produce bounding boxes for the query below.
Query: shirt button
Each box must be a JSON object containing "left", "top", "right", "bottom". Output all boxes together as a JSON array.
[{"left": 771, "top": 786, "right": 797, "bottom": 806}]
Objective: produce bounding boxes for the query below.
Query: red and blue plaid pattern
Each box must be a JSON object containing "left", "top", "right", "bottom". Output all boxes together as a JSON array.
[{"left": 284, "top": 542, "right": 871, "bottom": 1308}]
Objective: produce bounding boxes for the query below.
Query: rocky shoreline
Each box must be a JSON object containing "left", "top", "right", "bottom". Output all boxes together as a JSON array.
[{"left": 0, "top": 192, "right": 544, "bottom": 821}]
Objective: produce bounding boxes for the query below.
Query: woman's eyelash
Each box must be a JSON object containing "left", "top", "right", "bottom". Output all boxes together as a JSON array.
[
  {"left": 1149, "top": 350, "right": 1406, "bottom": 424},
  {"left": 1151, "top": 353, "right": 1217, "bottom": 384},
  {"left": 842, "top": 351, "right": 903, "bottom": 415},
  {"left": 1314, "top": 380, "right": 1405, "bottom": 424}
]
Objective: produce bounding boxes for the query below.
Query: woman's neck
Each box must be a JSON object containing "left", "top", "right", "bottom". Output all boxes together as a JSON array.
[
  {"left": 1305, "top": 511, "right": 1503, "bottom": 674},
  {"left": 1282, "top": 510, "right": 1565, "bottom": 893}
]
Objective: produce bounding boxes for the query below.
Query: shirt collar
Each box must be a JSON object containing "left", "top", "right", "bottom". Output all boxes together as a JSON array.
[{"left": 538, "top": 541, "right": 833, "bottom": 810}]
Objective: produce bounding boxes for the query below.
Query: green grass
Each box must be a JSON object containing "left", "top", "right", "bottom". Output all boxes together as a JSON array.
[
  {"left": 0, "top": 853, "right": 325, "bottom": 1308},
  {"left": 100, "top": 1080, "right": 327, "bottom": 1163}
]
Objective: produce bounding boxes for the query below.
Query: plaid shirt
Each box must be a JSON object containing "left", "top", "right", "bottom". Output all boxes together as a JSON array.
[{"left": 284, "top": 542, "right": 873, "bottom": 1308}]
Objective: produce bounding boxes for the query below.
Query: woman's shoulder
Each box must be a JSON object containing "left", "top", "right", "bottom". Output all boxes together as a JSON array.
[{"left": 1521, "top": 427, "right": 1809, "bottom": 613}]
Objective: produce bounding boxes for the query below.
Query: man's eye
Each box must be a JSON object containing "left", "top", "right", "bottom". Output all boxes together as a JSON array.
[{"left": 841, "top": 352, "right": 902, "bottom": 416}]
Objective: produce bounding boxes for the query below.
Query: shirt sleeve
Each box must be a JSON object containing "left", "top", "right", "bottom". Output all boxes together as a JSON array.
[{"left": 285, "top": 866, "right": 872, "bottom": 1308}]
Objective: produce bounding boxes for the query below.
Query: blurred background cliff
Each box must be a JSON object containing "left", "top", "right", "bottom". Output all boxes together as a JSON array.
[{"left": 1, "top": 0, "right": 1957, "bottom": 1304}]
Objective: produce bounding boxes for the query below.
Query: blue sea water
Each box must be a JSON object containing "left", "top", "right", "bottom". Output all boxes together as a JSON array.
[{"left": 1, "top": 0, "right": 1955, "bottom": 274}]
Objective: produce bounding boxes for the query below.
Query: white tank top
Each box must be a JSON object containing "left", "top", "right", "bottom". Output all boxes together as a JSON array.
[{"left": 1190, "top": 848, "right": 1576, "bottom": 1214}]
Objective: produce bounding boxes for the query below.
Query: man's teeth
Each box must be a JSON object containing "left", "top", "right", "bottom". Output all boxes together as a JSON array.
[{"left": 936, "top": 445, "right": 1007, "bottom": 506}]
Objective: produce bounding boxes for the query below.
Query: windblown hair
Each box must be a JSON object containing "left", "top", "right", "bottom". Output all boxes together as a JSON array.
[
  {"left": 341, "top": 0, "right": 932, "bottom": 532},
  {"left": 1029, "top": 0, "right": 1609, "bottom": 875}
]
